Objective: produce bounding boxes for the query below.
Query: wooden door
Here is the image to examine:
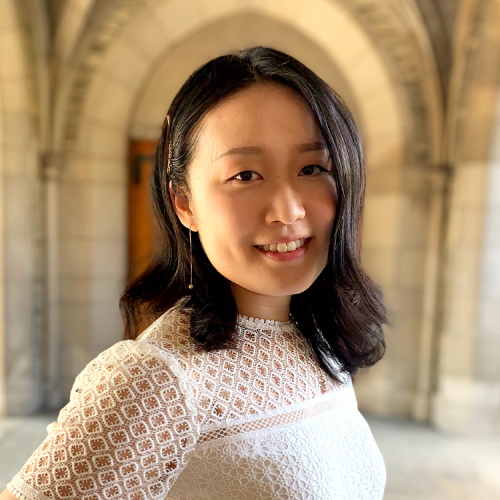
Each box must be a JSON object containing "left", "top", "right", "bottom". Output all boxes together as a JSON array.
[{"left": 127, "top": 140, "right": 160, "bottom": 284}]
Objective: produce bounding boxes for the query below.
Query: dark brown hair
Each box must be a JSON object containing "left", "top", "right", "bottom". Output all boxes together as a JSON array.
[{"left": 119, "top": 46, "right": 387, "bottom": 384}]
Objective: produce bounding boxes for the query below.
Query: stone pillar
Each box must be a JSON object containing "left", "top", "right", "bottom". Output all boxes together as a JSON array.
[
  {"left": 432, "top": 92, "right": 500, "bottom": 435},
  {"left": 432, "top": 160, "right": 491, "bottom": 433},
  {"left": 354, "top": 164, "right": 432, "bottom": 418},
  {"left": 412, "top": 169, "right": 447, "bottom": 422},
  {"left": 42, "top": 153, "right": 64, "bottom": 409},
  {"left": 0, "top": 57, "right": 5, "bottom": 417},
  {"left": 0, "top": 0, "right": 44, "bottom": 415}
]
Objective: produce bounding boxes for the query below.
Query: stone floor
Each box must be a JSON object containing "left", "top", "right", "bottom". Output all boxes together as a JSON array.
[
  {"left": 0, "top": 412, "right": 499, "bottom": 499},
  {"left": 368, "top": 414, "right": 500, "bottom": 500}
]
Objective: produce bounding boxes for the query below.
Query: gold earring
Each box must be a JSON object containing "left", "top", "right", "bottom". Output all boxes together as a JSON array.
[
  {"left": 166, "top": 114, "right": 173, "bottom": 175},
  {"left": 188, "top": 223, "right": 194, "bottom": 290}
]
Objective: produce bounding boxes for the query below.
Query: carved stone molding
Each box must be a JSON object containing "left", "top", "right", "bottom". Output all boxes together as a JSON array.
[
  {"left": 451, "top": 0, "right": 500, "bottom": 163},
  {"left": 62, "top": 0, "right": 146, "bottom": 152},
  {"left": 337, "top": 0, "right": 438, "bottom": 164},
  {"left": 58, "top": 0, "right": 440, "bottom": 165}
]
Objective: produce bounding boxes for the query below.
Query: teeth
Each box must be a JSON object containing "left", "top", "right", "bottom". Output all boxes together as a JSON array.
[{"left": 260, "top": 238, "right": 307, "bottom": 253}]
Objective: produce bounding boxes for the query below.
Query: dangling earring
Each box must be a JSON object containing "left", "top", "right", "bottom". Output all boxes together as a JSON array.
[
  {"left": 188, "top": 223, "right": 194, "bottom": 290},
  {"left": 166, "top": 114, "right": 172, "bottom": 175}
]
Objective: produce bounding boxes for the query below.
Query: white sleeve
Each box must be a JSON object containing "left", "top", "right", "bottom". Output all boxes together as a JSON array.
[{"left": 7, "top": 340, "right": 199, "bottom": 500}]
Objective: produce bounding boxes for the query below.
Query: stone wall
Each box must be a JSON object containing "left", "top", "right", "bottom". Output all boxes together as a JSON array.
[
  {"left": 0, "top": 0, "right": 43, "bottom": 414},
  {"left": 432, "top": 0, "right": 500, "bottom": 434}
]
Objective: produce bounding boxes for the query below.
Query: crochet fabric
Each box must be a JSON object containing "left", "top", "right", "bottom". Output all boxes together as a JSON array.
[{"left": 8, "top": 297, "right": 386, "bottom": 499}]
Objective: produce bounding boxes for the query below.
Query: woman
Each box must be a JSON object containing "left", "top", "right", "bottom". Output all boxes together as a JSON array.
[{"left": 3, "top": 46, "right": 387, "bottom": 500}]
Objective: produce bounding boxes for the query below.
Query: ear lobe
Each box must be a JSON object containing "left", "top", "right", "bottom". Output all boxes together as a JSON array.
[{"left": 169, "top": 180, "right": 198, "bottom": 232}]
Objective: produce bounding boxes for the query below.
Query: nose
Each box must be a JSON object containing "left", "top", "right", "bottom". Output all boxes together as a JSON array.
[{"left": 266, "top": 182, "right": 306, "bottom": 225}]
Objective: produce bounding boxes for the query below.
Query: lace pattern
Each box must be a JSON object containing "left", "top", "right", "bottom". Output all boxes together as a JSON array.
[
  {"left": 198, "top": 386, "right": 357, "bottom": 445},
  {"left": 7, "top": 480, "right": 52, "bottom": 500},
  {"left": 12, "top": 338, "right": 199, "bottom": 500},
  {"left": 140, "top": 301, "right": 349, "bottom": 429},
  {"left": 167, "top": 400, "right": 386, "bottom": 500},
  {"left": 9, "top": 297, "right": 385, "bottom": 499}
]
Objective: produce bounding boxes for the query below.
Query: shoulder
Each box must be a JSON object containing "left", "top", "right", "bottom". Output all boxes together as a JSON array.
[
  {"left": 10, "top": 323, "right": 201, "bottom": 500},
  {"left": 70, "top": 339, "right": 194, "bottom": 405},
  {"left": 70, "top": 298, "right": 200, "bottom": 409},
  {"left": 135, "top": 296, "right": 202, "bottom": 359}
]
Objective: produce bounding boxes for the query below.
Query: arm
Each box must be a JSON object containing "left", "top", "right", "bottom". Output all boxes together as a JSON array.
[
  {"left": 0, "top": 488, "right": 16, "bottom": 500},
  {"left": 5, "top": 340, "right": 199, "bottom": 500}
]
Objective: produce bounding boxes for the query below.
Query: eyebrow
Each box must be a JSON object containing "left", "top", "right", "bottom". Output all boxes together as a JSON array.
[{"left": 213, "top": 141, "right": 327, "bottom": 162}]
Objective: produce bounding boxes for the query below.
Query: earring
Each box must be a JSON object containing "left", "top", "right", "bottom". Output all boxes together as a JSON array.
[
  {"left": 188, "top": 224, "right": 194, "bottom": 290},
  {"left": 166, "top": 114, "right": 172, "bottom": 175}
]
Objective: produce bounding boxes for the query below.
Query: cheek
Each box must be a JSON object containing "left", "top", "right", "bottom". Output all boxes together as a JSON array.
[
  {"left": 195, "top": 191, "right": 256, "bottom": 256},
  {"left": 204, "top": 194, "right": 254, "bottom": 231},
  {"left": 313, "top": 181, "right": 337, "bottom": 228},
  {"left": 218, "top": 196, "right": 256, "bottom": 229}
]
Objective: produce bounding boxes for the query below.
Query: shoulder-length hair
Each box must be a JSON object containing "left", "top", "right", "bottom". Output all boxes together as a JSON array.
[{"left": 120, "top": 46, "right": 387, "bottom": 384}]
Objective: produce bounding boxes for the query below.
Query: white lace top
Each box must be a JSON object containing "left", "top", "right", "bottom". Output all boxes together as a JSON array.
[{"left": 8, "top": 297, "right": 386, "bottom": 500}]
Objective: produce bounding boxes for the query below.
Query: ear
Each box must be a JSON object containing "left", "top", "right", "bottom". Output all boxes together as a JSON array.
[{"left": 169, "top": 180, "right": 199, "bottom": 232}]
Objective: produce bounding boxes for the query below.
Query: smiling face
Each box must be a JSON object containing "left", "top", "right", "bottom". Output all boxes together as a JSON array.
[{"left": 170, "top": 82, "right": 338, "bottom": 319}]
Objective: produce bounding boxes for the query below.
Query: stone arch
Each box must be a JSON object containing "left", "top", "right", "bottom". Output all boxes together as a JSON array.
[
  {"left": 53, "top": 0, "right": 96, "bottom": 65},
  {"left": 55, "top": 0, "right": 444, "bottom": 423},
  {"left": 129, "top": 12, "right": 360, "bottom": 140},
  {"left": 62, "top": 0, "right": 407, "bottom": 165}
]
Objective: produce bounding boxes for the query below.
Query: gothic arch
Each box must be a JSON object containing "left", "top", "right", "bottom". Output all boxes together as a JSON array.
[{"left": 54, "top": 0, "right": 444, "bottom": 422}]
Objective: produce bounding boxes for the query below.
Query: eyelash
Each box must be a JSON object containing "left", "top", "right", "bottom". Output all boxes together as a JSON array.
[{"left": 232, "top": 164, "right": 329, "bottom": 182}]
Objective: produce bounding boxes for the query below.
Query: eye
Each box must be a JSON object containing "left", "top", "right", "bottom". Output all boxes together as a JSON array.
[
  {"left": 299, "top": 164, "right": 329, "bottom": 176},
  {"left": 232, "top": 170, "right": 261, "bottom": 182},
  {"left": 231, "top": 165, "right": 330, "bottom": 182}
]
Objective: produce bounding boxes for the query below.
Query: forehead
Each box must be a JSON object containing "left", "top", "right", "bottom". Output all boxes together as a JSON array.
[{"left": 193, "top": 83, "right": 323, "bottom": 159}]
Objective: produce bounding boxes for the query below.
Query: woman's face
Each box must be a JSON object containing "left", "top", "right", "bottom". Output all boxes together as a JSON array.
[{"left": 171, "top": 83, "right": 337, "bottom": 306}]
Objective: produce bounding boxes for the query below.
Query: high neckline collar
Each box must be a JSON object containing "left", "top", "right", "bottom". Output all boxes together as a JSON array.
[
  {"left": 172, "top": 296, "right": 296, "bottom": 332},
  {"left": 236, "top": 312, "right": 295, "bottom": 331}
]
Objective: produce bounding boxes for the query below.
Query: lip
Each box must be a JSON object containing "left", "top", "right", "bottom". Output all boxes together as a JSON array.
[{"left": 255, "top": 237, "right": 312, "bottom": 262}]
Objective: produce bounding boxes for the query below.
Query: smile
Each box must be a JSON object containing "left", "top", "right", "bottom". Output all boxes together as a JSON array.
[
  {"left": 255, "top": 238, "right": 309, "bottom": 253},
  {"left": 255, "top": 237, "right": 312, "bottom": 262}
]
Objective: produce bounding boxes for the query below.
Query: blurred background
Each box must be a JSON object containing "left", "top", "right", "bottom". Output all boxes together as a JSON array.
[{"left": 0, "top": 0, "right": 499, "bottom": 498}]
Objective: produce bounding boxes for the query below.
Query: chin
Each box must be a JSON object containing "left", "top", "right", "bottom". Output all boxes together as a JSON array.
[{"left": 253, "top": 280, "right": 314, "bottom": 297}]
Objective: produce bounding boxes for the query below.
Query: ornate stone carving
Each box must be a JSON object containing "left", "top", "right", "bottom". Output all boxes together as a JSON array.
[
  {"left": 63, "top": 0, "right": 146, "bottom": 151},
  {"left": 337, "top": 0, "right": 436, "bottom": 164},
  {"left": 59, "top": 0, "right": 440, "bottom": 166}
]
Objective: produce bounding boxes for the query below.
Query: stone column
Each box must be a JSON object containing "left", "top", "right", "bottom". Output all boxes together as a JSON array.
[
  {"left": 354, "top": 164, "right": 433, "bottom": 418},
  {"left": 432, "top": 160, "right": 489, "bottom": 433},
  {"left": 412, "top": 168, "right": 447, "bottom": 422},
  {"left": 432, "top": 87, "right": 500, "bottom": 434},
  {"left": 42, "top": 152, "right": 63, "bottom": 409},
  {"left": 0, "top": 0, "right": 44, "bottom": 415},
  {"left": 0, "top": 66, "right": 4, "bottom": 417}
]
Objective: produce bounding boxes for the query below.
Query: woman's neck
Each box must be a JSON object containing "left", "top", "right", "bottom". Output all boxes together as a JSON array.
[{"left": 230, "top": 283, "right": 291, "bottom": 322}]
